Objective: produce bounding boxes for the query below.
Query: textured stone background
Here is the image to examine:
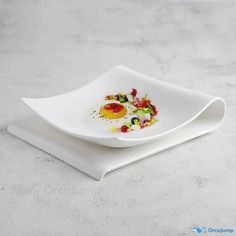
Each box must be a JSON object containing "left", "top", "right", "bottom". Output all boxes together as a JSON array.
[{"left": 0, "top": 0, "right": 236, "bottom": 235}]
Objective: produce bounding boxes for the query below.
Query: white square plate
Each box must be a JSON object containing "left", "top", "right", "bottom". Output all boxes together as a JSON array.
[{"left": 22, "top": 66, "right": 225, "bottom": 147}]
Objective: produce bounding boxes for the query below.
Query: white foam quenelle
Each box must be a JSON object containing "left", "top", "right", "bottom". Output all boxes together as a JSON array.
[{"left": 21, "top": 66, "right": 226, "bottom": 148}]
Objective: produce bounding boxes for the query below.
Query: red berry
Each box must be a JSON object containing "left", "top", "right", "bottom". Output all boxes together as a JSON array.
[
  {"left": 120, "top": 125, "right": 129, "bottom": 133},
  {"left": 131, "top": 88, "right": 137, "bottom": 97}
]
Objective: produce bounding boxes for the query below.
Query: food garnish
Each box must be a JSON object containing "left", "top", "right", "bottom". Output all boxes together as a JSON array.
[{"left": 97, "top": 88, "right": 159, "bottom": 133}]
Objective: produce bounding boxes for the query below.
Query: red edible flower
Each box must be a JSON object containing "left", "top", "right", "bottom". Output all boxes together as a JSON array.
[
  {"left": 120, "top": 125, "right": 129, "bottom": 133},
  {"left": 150, "top": 104, "right": 158, "bottom": 115},
  {"left": 136, "top": 99, "right": 151, "bottom": 108},
  {"left": 131, "top": 88, "right": 137, "bottom": 97}
]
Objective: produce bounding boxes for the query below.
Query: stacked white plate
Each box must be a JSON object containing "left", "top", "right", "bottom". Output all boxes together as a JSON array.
[{"left": 8, "top": 66, "right": 226, "bottom": 180}]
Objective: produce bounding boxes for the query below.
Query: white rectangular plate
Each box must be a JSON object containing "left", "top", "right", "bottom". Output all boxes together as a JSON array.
[
  {"left": 21, "top": 66, "right": 225, "bottom": 148},
  {"left": 7, "top": 114, "right": 222, "bottom": 180}
]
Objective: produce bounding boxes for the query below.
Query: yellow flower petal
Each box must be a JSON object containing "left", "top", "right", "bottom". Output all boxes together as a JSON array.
[{"left": 111, "top": 127, "right": 118, "bottom": 132}]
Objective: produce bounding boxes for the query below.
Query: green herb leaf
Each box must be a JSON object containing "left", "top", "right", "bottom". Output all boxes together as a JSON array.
[{"left": 123, "top": 121, "right": 131, "bottom": 128}]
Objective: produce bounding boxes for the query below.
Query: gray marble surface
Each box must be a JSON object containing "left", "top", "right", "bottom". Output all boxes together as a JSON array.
[{"left": 0, "top": 0, "right": 236, "bottom": 235}]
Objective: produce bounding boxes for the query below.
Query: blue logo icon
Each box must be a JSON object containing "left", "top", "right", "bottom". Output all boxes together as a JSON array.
[{"left": 193, "top": 227, "right": 204, "bottom": 234}]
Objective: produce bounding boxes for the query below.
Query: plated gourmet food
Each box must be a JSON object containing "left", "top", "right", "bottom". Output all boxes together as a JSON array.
[{"left": 90, "top": 88, "right": 158, "bottom": 133}]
